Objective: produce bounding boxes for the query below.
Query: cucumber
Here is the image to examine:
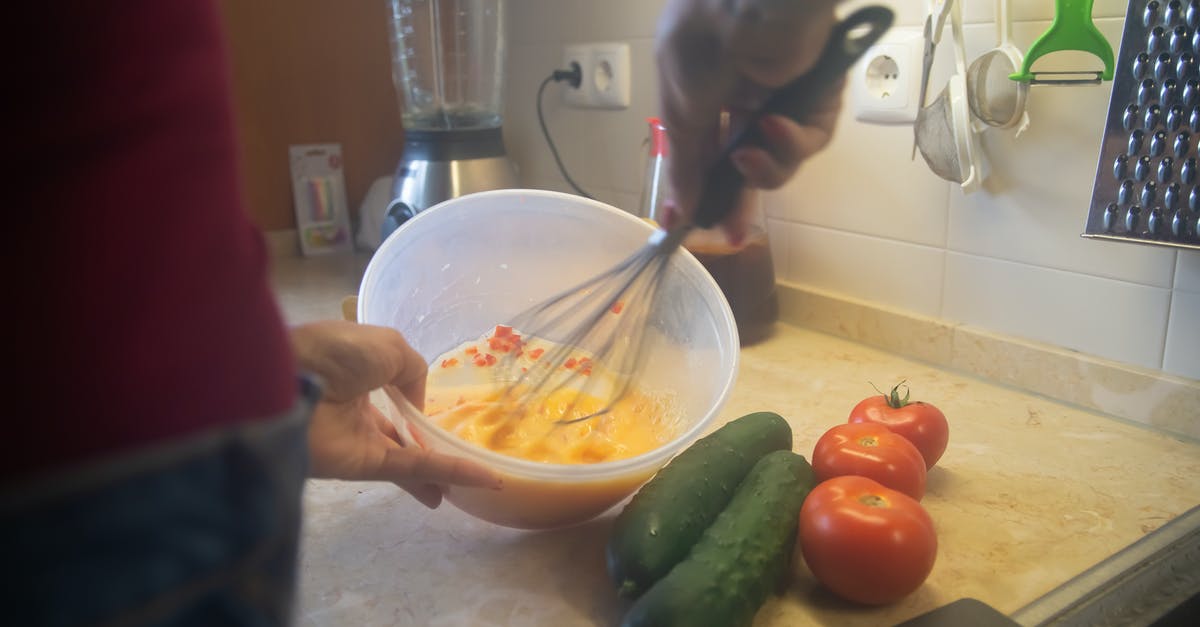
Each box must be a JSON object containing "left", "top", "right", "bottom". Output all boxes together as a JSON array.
[
  {"left": 606, "top": 411, "right": 793, "bottom": 598},
  {"left": 620, "top": 450, "right": 816, "bottom": 627}
]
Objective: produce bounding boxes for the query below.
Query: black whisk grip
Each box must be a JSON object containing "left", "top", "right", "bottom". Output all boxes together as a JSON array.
[{"left": 692, "top": 5, "right": 894, "bottom": 230}]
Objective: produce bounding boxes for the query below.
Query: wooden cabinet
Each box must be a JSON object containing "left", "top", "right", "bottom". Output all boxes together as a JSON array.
[{"left": 218, "top": 0, "right": 403, "bottom": 230}]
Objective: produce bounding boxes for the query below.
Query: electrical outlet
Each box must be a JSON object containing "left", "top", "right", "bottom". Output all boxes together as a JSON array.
[
  {"left": 562, "top": 42, "right": 631, "bottom": 109},
  {"left": 590, "top": 43, "right": 630, "bottom": 109},
  {"left": 851, "top": 27, "right": 925, "bottom": 125}
]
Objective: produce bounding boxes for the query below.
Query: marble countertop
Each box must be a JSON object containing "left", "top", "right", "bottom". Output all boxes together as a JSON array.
[{"left": 270, "top": 251, "right": 1200, "bottom": 627}]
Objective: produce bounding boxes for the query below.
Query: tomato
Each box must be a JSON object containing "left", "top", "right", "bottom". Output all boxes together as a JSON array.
[
  {"left": 812, "top": 422, "right": 927, "bottom": 501},
  {"left": 799, "top": 475, "right": 937, "bottom": 605},
  {"left": 849, "top": 381, "right": 949, "bottom": 469}
]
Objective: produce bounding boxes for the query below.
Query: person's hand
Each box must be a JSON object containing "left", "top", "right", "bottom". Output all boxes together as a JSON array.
[
  {"left": 656, "top": 0, "right": 840, "bottom": 243},
  {"left": 290, "top": 320, "right": 501, "bottom": 509}
]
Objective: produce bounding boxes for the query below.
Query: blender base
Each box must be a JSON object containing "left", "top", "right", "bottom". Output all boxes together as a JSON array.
[{"left": 375, "top": 127, "right": 519, "bottom": 247}]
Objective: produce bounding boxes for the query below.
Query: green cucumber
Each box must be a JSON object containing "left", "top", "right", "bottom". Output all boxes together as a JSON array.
[
  {"left": 620, "top": 450, "right": 816, "bottom": 627},
  {"left": 606, "top": 411, "right": 793, "bottom": 598}
]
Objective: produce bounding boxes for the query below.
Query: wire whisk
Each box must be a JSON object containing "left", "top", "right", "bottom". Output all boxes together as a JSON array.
[{"left": 494, "top": 6, "right": 894, "bottom": 425}]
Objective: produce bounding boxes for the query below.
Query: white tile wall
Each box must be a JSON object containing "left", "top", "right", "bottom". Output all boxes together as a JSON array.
[
  {"left": 946, "top": 163, "right": 1180, "bottom": 288},
  {"left": 838, "top": 0, "right": 923, "bottom": 25},
  {"left": 787, "top": 223, "right": 947, "bottom": 317},
  {"left": 572, "top": 0, "right": 663, "bottom": 40},
  {"left": 961, "top": 0, "right": 1128, "bottom": 23},
  {"left": 1164, "top": 288, "right": 1200, "bottom": 376},
  {"left": 504, "top": 42, "right": 570, "bottom": 185},
  {"left": 765, "top": 216, "right": 792, "bottom": 279},
  {"left": 504, "top": 0, "right": 1200, "bottom": 381},
  {"left": 764, "top": 110, "right": 953, "bottom": 247},
  {"left": 507, "top": 0, "right": 582, "bottom": 45},
  {"left": 943, "top": 252, "right": 1172, "bottom": 370},
  {"left": 1169, "top": 251, "right": 1200, "bottom": 377},
  {"left": 1177, "top": 250, "right": 1200, "bottom": 291},
  {"left": 845, "top": 0, "right": 1128, "bottom": 27}
]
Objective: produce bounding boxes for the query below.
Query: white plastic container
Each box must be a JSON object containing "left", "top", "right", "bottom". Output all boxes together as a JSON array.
[{"left": 358, "top": 189, "right": 739, "bottom": 529}]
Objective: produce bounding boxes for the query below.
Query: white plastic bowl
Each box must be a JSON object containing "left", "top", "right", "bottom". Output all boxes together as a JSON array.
[{"left": 357, "top": 189, "right": 739, "bottom": 529}]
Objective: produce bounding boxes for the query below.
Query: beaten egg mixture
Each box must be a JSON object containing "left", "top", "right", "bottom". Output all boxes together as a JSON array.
[{"left": 424, "top": 325, "right": 680, "bottom": 465}]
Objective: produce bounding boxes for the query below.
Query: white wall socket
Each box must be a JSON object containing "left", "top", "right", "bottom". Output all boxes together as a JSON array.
[
  {"left": 562, "top": 42, "right": 631, "bottom": 110},
  {"left": 851, "top": 27, "right": 925, "bottom": 125}
]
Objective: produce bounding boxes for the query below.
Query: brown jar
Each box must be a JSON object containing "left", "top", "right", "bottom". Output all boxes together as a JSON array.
[{"left": 639, "top": 118, "right": 779, "bottom": 346}]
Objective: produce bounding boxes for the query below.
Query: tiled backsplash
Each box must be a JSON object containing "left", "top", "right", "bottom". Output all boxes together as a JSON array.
[{"left": 502, "top": 0, "right": 1200, "bottom": 382}]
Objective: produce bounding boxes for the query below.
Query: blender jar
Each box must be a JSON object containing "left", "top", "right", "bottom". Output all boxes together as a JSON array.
[
  {"left": 639, "top": 117, "right": 780, "bottom": 346},
  {"left": 387, "top": 0, "right": 506, "bottom": 130},
  {"left": 380, "top": 0, "right": 518, "bottom": 245}
]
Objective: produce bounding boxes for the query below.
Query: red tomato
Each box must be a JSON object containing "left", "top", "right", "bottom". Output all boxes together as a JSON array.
[
  {"left": 849, "top": 382, "right": 949, "bottom": 469},
  {"left": 812, "top": 422, "right": 927, "bottom": 501},
  {"left": 799, "top": 475, "right": 937, "bottom": 605}
]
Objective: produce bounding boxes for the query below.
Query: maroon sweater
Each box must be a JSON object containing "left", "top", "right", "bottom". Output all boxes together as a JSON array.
[{"left": 6, "top": 1, "right": 298, "bottom": 481}]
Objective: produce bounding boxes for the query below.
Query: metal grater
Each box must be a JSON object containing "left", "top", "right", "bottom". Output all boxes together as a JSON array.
[{"left": 1084, "top": 0, "right": 1200, "bottom": 250}]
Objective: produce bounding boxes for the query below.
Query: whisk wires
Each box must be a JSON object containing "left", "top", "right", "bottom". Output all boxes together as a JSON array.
[{"left": 494, "top": 228, "right": 688, "bottom": 425}]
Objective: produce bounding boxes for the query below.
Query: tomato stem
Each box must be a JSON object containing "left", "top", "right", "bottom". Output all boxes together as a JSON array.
[{"left": 870, "top": 380, "right": 912, "bottom": 409}]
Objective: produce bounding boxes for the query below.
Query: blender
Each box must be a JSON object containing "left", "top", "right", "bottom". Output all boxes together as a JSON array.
[{"left": 381, "top": 0, "right": 518, "bottom": 241}]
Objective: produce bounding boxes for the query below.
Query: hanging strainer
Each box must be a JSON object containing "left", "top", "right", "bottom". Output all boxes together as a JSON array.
[{"left": 915, "top": 0, "right": 981, "bottom": 192}]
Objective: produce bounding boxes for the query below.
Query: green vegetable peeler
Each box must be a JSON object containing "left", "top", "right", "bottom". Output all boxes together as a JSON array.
[{"left": 1009, "top": 0, "right": 1114, "bottom": 84}]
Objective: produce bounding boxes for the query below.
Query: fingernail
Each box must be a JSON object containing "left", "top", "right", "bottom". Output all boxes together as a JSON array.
[{"left": 661, "top": 201, "right": 678, "bottom": 229}]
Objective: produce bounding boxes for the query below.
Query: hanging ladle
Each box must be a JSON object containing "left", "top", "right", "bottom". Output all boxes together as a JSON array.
[{"left": 966, "top": 0, "right": 1030, "bottom": 130}]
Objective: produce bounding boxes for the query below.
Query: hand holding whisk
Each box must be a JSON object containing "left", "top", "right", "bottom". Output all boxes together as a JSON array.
[{"left": 496, "top": 6, "right": 895, "bottom": 425}]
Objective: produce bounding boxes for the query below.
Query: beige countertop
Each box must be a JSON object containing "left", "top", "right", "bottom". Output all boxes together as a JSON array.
[{"left": 270, "top": 250, "right": 1200, "bottom": 627}]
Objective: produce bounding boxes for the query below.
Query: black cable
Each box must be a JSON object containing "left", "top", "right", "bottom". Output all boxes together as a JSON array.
[{"left": 537, "top": 64, "right": 594, "bottom": 199}]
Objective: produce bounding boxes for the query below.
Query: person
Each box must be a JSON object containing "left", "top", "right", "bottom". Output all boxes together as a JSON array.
[
  {"left": 656, "top": 0, "right": 841, "bottom": 244},
  {"left": 2, "top": 0, "right": 839, "bottom": 624}
]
